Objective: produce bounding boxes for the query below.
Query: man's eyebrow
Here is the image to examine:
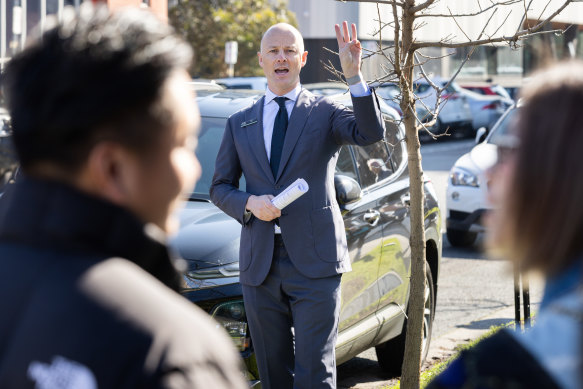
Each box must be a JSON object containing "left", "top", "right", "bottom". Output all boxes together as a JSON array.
[{"left": 266, "top": 44, "right": 298, "bottom": 49}]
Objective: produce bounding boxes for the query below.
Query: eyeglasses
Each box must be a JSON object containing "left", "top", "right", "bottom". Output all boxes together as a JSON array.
[{"left": 493, "top": 135, "right": 520, "bottom": 167}]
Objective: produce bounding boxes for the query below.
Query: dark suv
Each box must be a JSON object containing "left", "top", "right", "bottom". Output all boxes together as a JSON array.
[{"left": 171, "top": 89, "right": 442, "bottom": 386}]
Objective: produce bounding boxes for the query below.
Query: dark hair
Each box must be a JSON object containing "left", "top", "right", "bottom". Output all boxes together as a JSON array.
[
  {"left": 2, "top": 4, "right": 192, "bottom": 172},
  {"left": 502, "top": 61, "right": 583, "bottom": 275}
]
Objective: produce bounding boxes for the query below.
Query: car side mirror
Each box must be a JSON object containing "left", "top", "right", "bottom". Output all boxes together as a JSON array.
[
  {"left": 475, "top": 127, "right": 488, "bottom": 144},
  {"left": 335, "top": 175, "right": 362, "bottom": 206}
]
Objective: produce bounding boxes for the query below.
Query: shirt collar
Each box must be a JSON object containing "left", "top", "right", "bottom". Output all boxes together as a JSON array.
[{"left": 265, "top": 83, "right": 302, "bottom": 105}]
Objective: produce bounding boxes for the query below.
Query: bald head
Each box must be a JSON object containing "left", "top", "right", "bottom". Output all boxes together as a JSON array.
[
  {"left": 258, "top": 22, "right": 307, "bottom": 96},
  {"left": 261, "top": 23, "right": 304, "bottom": 54}
]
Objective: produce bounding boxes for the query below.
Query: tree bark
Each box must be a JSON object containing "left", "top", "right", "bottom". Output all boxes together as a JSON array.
[{"left": 399, "top": 2, "right": 427, "bottom": 389}]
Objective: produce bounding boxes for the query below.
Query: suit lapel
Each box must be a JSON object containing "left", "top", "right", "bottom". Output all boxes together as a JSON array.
[
  {"left": 245, "top": 96, "right": 273, "bottom": 181},
  {"left": 276, "top": 89, "right": 314, "bottom": 182}
]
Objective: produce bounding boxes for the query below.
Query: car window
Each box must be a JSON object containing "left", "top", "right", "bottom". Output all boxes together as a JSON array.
[
  {"left": 488, "top": 107, "right": 518, "bottom": 145},
  {"left": 384, "top": 118, "right": 404, "bottom": 170},
  {"left": 352, "top": 141, "right": 393, "bottom": 189},
  {"left": 414, "top": 83, "right": 431, "bottom": 94},
  {"left": 335, "top": 146, "right": 358, "bottom": 181},
  {"left": 447, "top": 82, "right": 461, "bottom": 93},
  {"left": 192, "top": 117, "right": 246, "bottom": 198}
]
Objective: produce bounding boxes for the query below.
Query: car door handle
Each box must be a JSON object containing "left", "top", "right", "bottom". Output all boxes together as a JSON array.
[
  {"left": 363, "top": 210, "right": 380, "bottom": 226},
  {"left": 401, "top": 194, "right": 411, "bottom": 206}
]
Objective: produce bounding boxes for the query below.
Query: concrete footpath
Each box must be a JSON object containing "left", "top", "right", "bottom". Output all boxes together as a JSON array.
[{"left": 338, "top": 303, "right": 537, "bottom": 389}]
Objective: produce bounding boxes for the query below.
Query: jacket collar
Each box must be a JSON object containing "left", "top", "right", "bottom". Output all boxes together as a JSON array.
[
  {"left": 276, "top": 88, "right": 315, "bottom": 181},
  {"left": 0, "top": 177, "right": 181, "bottom": 290}
]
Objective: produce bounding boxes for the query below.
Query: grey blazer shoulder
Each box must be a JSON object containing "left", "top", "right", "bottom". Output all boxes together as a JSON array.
[{"left": 210, "top": 88, "right": 386, "bottom": 286}]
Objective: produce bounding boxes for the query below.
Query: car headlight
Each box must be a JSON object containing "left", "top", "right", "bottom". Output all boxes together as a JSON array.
[
  {"left": 186, "top": 262, "right": 239, "bottom": 279},
  {"left": 450, "top": 167, "right": 479, "bottom": 187},
  {"left": 211, "top": 300, "right": 250, "bottom": 351}
]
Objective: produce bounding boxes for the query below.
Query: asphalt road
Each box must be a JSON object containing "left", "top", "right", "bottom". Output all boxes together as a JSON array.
[{"left": 337, "top": 138, "right": 543, "bottom": 388}]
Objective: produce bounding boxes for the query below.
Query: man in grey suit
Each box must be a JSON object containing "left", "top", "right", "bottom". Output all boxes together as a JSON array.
[{"left": 210, "top": 21, "right": 385, "bottom": 389}]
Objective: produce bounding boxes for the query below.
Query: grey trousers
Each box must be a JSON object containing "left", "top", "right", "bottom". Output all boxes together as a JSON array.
[{"left": 242, "top": 235, "right": 342, "bottom": 389}]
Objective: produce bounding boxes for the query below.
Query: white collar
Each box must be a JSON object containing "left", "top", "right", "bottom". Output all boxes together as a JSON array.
[{"left": 264, "top": 84, "right": 302, "bottom": 105}]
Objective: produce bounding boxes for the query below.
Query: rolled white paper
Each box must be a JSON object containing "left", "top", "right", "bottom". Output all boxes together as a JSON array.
[{"left": 271, "top": 178, "right": 309, "bottom": 210}]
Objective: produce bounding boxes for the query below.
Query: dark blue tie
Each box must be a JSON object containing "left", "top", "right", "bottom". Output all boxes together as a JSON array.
[{"left": 270, "top": 97, "right": 288, "bottom": 178}]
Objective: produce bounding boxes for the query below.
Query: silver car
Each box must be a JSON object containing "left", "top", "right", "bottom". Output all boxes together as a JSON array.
[
  {"left": 374, "top": 79, "right": 474, "bottom": 138},
  {"left": 414, "top": 77, "right": 473, "bottom": 137}
]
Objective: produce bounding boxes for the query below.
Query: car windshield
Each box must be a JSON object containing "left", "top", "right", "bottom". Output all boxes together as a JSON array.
[
  {"left": 488, "top": 107, "right": 518, "bottom": 145},
  {"left": 191, "top": 116, "right": 246, "bottom": 199}
]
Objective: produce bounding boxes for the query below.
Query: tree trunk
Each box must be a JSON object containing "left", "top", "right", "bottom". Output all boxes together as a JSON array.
[{"left": 399, "top": 2, "right": 427, "bottom": 388}]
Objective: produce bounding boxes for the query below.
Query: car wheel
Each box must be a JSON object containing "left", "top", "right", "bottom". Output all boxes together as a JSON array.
[
  {"left": 446, "top": 228, "right": 477, "bottom": 247},
  {"left": 375, "top": 262, "right": 435, "bottom": 376}
]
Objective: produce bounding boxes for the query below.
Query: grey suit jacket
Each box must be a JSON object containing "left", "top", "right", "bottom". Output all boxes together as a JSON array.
[{"left": 210, "top": 89, "right": 385, "bottom": 286}]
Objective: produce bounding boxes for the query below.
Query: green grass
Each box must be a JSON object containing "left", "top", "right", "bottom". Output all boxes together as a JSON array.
[{"left": 387, "top": 323, "right": 513, "bottom": 389}]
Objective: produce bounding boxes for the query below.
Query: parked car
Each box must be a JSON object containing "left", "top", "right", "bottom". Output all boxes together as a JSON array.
[
  {"left": 457, "top": 86, "right": 513, "bottom": 132},
  {"left": 0, "top": 111, "right": 18, "bottom": 197},
  {"left": 446, "top": 101, "right": 519, "bottom": 247},
  {"left": 413, "top": 77, "right": 474, "bottom": 137},
  {"left": 374, "top": 78, "right": 473, "bottom": 138},
  {"left": 214, "top": 76, "right": 268, "bottom": 90},
  {"left": 187, "top": 80, "right": 224, "bottom": 92},
  {"left": 303, "top": 81, "right": 349, "bottom": 96},
  {"left": 171, "top": 89, "right": 442, "bottom": 386},
  {"left": 364, "top": 82, "right": 404, "bottom": 117},
  {"left": 461, "top": 83, "right": 513, "bottom": 101},
  {"left": 304, "top": 81, "right": 404, "bottom": 117}
]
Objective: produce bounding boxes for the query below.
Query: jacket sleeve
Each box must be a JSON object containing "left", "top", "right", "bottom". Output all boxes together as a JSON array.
[
  {"left": 209, "top": 117, "right": 252, "bottom": 226},
  {"left": 329, "top": 88, "right": 386, "bottom": 146}
]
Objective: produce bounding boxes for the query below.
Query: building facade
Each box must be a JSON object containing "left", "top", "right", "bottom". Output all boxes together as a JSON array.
[
  {"left": 287, "top": 0, "right": 583, "bottom": 87},
  {"left": 0, "top": 0, "right": 167, "bottom": 72}
]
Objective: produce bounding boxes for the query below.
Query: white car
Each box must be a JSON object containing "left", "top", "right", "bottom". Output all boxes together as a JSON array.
[
  {"left": 413, "top": 78, "right": 474, "bottom": 138},
  {"left": 446, "top": 102, "right": 519, "bottom": 247},
  {"left": 457, "top": 87, "right": 513, "bottom": 132}
]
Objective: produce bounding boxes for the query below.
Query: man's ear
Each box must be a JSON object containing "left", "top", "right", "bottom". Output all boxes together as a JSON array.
[
  {"left": 258, "top": 51, "right": 264, "bottom": 68},
  {"left": 78, "top": 142, "right": 137, "bottom": 206},
  {"left": 301, "top": 51, "right": 308, "bottom": 68}
]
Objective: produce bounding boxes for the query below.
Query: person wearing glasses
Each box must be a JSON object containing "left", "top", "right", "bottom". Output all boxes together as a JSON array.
[{"left": 428, "top": 61, "right": 583, "bottom": 389}]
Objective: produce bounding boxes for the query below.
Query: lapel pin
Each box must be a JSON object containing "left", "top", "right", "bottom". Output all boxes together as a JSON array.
[{"left": 241, "top": 119, "right": 258, "bottom": 128}]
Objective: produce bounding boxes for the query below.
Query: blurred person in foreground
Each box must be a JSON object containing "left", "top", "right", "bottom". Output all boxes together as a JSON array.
[
  {"left": 428, "top": 61, "right": 583, "bottom": 389},
  {"left": 0, "top": 5, "right": 247, "bottom": 388}
]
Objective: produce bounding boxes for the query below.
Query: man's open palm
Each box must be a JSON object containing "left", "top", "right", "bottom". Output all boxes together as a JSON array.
[{"left": 335, "top": 21, "right": 361, "bottom": 79}]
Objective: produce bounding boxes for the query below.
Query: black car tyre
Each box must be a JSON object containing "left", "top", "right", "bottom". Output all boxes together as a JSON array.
[
  {"left": 375, "top": 262, "right": 435, "bottom": 376},
  {"left": 446, "top": 228, "right": 477, "bottom": 247}
]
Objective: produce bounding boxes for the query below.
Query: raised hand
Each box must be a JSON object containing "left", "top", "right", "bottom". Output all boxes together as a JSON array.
[{"left": 334, "top": 21, "right": 362, "bottom": 80}]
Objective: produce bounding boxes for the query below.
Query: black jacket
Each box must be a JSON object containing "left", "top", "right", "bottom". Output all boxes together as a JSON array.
[{"left": 0, "top": 178, "right": 247, "bottom": 389}]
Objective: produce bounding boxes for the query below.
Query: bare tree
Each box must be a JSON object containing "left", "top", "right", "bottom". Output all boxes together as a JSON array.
[{"left": 329, "top": 1, "right": 582, "bottom": 387}]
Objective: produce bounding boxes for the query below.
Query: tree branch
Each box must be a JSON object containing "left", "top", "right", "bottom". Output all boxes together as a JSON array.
[
  {"left": 392, "top": 1, "right": 403, "bottom": 78},
  {"left": 413, "top": 0, "right": 573, "bottom": 51},
  {"left": 335, "top": 0, "right": 404, "bottom": 6},
  {"left": 417, "top": 0, "right": 521, "bottom": 18},
  {"left": 410, "top": 0, "right": 437, "bottom": 14}
]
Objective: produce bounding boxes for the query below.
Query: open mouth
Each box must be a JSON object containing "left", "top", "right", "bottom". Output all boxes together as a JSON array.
[{"left": 275, "top": 68, "right": 289, "bottom": 75}]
